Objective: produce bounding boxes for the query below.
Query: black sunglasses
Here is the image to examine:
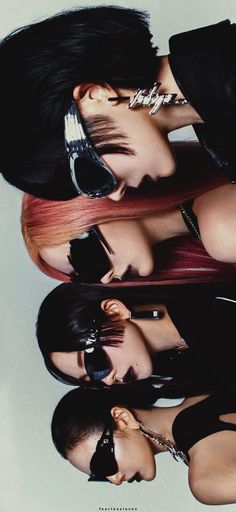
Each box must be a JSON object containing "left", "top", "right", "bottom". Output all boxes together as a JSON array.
[
  {"left": 64, "top": 101, "right": 118, "bottom": 198},
  {"left": 68, "top": 226, "right": 112, "bottom": 283},
  {"left": 89, "top": 420, "right": 118, "bottom": 481},
  {"left": 83, "top": 329, "right": 112, "bottom": 382}
]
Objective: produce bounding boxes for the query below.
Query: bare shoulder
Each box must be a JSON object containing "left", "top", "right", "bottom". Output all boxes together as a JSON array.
[
  {"left": 188, "top": 430, "right": 236, "bottom": 505},
  {"left": 193, "top": 184, "right": 236, "bottom": 263}
]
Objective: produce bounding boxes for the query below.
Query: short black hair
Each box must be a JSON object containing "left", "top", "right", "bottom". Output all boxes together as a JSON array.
[
  {"left": 36, "top": 280, "right": 229, "bottom": 385},
  {"left": 0, "top": 6, "right": 158, "bottom": 198},
  {"left": 37, "top": 282, "right": 126, "bottom": 385}
]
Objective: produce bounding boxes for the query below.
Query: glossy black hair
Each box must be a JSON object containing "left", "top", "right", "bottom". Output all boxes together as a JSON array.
[
  {"left": 37, "top": 281, "right": 235, "bottom": 386},
  {"left": 0, "top": 6, "right": 157, "bottom": 198},
  {"left": 52, "top": 386, "right": 160, "bottom": 459},
  {"left": 51, "top": 378, "right": 221, "bottom": 460}
]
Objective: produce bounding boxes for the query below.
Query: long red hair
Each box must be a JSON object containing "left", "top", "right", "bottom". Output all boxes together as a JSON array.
[{"left": 21, "top": 142, "right": 235, "bottom": 283}]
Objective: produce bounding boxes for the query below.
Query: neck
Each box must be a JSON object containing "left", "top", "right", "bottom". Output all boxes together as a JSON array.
[
  {"left": 130, "top": 303, "right": 187, "bottom": 353},
  {"left": 155, "top": 56, "right": 203, "bottom": 130},
  {"left": 133, "top": 394, "right": 207, "bottom": 455},
  {"left": 140, "top": 207, "right": 189, "bottom": 244},
  {"left": 132, "top": 404, "right": 181, "bottom": 452}
]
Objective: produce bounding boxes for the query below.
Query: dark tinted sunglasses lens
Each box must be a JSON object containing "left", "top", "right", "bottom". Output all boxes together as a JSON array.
[
  {"left": 85, "top": 347, "right": 111, "bottom": 381},
  {"left": 69, "top": 233, "right": 111, "bottom": 282},
  {"left": 74, "top": 156, "right": 116, "bottom": 197},
  {"left": 90, "top": 440, "right": 118, "bottom": 479}
]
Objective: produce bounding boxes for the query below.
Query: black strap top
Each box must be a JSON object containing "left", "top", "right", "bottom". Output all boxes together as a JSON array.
[
  {"left": 172, "top": 392, "right": 236, "bottom": 461},
  {"left": 180, "top": 199, "right": 201, "bottom": 239},
  {"left": 167, "top": 294, "right": 236, "bottom": 391}
]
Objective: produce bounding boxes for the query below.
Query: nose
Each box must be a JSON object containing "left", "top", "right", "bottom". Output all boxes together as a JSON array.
[
  {"left": 102, "top": 369, "right": 124, "bottom": 386},
  {"left": 108, "top": 181, "right": 127, "bottom": 201},
  {"left": 100, "top": 266, "right": 124, "bottom": 284},
  {"left": 100, "top": 269, "right": 115, "bottom": 284},
  {"left": 108, "top": 472, "right": 126, "bottom": 485},
  {"left": 102, "top": 369, "right": 118, "bottom": 386}
]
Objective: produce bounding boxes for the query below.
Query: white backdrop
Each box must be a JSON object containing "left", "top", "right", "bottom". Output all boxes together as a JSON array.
[{"left": 1, "top": 1, "right": 236, "bottom": 511}]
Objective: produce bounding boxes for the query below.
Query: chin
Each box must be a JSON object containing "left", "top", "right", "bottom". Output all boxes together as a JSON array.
[
  {"left": 159, "top": 162, "right": 176, "bottom": 178},
  {"left": 138, "top": 261, "right": 155, "bottom": 277},
  {"left": 144, "top": 467, "right": 156, "bottom": 482},
  {"left": 139, "top": 366, "right": 153, "bottom": 380}
]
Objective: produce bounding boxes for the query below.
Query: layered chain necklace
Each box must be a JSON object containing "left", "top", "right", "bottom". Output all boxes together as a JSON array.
[{"left": 139, "top": 422, "right": 189, "bottom": 465}]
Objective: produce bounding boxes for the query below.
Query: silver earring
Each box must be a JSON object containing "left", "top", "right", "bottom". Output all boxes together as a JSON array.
[
  {"left": 128, "top": 82, "right": 189, "bottom": 115},
  {"left": 130, "top": 310, "right": 161, "bottom": 320},
  {"left": 108, "top": 82, "right": 189, "bottom": 115}
]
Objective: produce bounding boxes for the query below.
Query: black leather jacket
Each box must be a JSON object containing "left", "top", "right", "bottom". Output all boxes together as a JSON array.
[{"left": 169, "top": 20, "right": 236, "bottom": 182}]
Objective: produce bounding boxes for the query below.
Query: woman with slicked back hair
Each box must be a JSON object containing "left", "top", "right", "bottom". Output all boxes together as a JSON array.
[{"left": 51, "top": 386, "right": 236, "bottom": 504}]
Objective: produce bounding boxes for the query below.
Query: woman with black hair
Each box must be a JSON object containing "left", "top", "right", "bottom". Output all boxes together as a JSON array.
[
  {"left": 37, "top": 281, "right": 236, "bottom": 392},
  {"left": 52, "top": 386, "right": 236, "bottom": 504},
  {"left": 1, "top": 7, "right": 236, "bottom": 199}
]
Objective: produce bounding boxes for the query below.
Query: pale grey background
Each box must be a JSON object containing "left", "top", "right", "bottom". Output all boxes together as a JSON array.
[{"left": 1, "top": 1, "right": 236, "bottom": 511}]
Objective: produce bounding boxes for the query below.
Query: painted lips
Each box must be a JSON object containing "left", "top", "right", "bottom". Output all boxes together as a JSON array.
[
  {"left": 128, "top": 472, "right": 142, "bottom": 483},
  {"left": 123, "top": 366, "right": 137, "bottom": 383}
]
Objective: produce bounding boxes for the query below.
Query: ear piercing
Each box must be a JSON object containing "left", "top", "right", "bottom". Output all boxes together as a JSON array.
[
  {"left": 130, "top": 310, "right": 161, "bottom": 320},
  {"left": 108, "top": 82, "right": 189, "bottom": 115}
]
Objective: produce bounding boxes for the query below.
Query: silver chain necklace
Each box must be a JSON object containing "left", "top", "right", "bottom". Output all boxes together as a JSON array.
[{"left": 139, "top": 422, "right": 189, "bottom": 465}]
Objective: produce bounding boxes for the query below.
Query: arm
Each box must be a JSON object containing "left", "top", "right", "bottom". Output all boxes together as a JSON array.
[
  {"left": 188, "top": 431, "right": 236, "bottom": 505},
  {"left": 193, "top": 184, "right": 236, "bottom": 263}
]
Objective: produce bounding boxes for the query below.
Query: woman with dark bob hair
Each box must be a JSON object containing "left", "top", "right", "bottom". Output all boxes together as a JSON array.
[
  {"left": 37, "top": 281, "right": 236, "bottom": 391},
  {"left": 52, "top": 386, "right": 236, "bottom": 504},
  {"left": 1, "top": 7, "right": 236, "bottom": 199}
]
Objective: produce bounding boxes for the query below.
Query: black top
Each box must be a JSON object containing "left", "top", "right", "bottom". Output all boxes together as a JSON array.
[
  {"left": 169, "top": 20, "right": 236, "bottom": 182},
  {"left": 172, "top": 392, "right": 236, "bottom": 461},
  {"left": 155, "top": 292, "right": 236, "bottom": 390}
]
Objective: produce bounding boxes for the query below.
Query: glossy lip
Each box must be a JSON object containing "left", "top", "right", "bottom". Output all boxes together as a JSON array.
[
  {"left": 146, "top": 175, "right": 159, "bottom": 185},
  {"left": 122, "top": 366, "right": 137, "bottom": 383},
  {"left": 139, "top": 175, "right": 159, "bottom": 190},
  {"left": 127, "top": 472, "right": 142, "bottom": 483}
]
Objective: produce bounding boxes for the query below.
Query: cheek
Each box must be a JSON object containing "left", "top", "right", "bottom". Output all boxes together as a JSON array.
[
  {"left": 102, "top": 154, "right": 136, "bottom": 181},
  {"left": 135, "top": 134, "right": 176, "bottom": 176},
  {"left": 125, "top": 231, "right": 154, "bottom": 275},
  {"left": 103, "top": 335, "right": 153, "bottom": 380},
  {"left": 114, "top": 433, "right": 156, "bottom": 480},
  {"left": 102, "top": 223, "right": 154, "bottom": 273},
  {"left": 40, "top": 243, "right": 74, "bottom": 274},
  {"left": 103, "top": 344, "right": 129, "bottom": 369}
]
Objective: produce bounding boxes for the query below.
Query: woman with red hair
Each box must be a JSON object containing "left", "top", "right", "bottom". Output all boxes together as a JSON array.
[{"left": 21, "top": 143, "right": 236, "bottom": 285}]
